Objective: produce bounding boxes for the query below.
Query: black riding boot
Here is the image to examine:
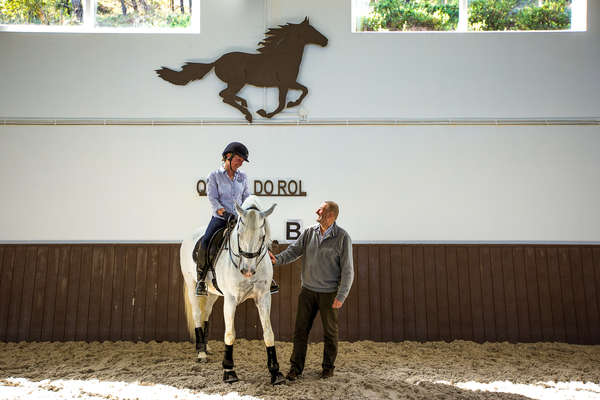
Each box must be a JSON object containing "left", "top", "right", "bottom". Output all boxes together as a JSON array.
[{"left": 195, "top": 247, "right": 208, "bottom": 296}]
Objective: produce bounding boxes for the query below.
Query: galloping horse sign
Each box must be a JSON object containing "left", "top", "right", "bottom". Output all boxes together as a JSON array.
[{"left": 155, "top": 17, "right": 328, "bottom": 122}]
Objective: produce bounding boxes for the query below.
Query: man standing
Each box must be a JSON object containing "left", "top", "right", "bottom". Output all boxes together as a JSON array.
[{"left": 269, "top": 201, "right": 354, "bottom": 380}]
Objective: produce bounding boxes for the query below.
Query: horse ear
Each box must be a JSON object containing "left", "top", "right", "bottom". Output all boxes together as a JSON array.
[
  {"left": 235, "top": 203, "right": 247, "bottom": 217},
  {"left": 260, "top": 203, "right": 277, "bottom": 218},
  {"left": 303, "top": 17, "right": 309, "bottom": 24}
]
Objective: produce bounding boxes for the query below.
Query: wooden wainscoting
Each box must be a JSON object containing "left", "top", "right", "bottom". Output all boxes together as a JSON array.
[{"left": 0, "top": 244, "right": 599, "bottom": 344}]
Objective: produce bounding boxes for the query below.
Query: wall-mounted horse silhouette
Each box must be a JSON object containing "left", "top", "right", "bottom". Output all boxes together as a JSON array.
[{"left": 155, "top": 17, "right": 328, "bottom": 123}]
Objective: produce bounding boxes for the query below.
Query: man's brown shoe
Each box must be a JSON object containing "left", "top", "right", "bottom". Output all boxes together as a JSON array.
[
  {"left": 319, "top": 368, "right": 334, "bottom": 379},
  {"left": 285, "top": 368, "right": 301, "bottom": 381}
]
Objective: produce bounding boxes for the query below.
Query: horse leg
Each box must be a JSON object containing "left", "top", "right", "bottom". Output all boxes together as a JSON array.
[
  {"left": 286, "top": 82, "right": 308, "bottom": 108},
  {"left": 187, "top": 286, "right": 209, "bottom": 363},
  {"left": 219, "top": 84, "right": 252, "bottom": 123},
  {"left": 256, "top": 87, "right": 289, "bottom": 119},
  {"left": 256, "top": 295, "right": 285, "bottom": 385},
  {"left": 222, "top": 295, "right": 239, "bottom": 383}
]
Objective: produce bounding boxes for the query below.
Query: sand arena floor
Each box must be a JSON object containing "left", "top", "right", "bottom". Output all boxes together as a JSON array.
[{"left": 0, "top": 339, "right": 599, "bottom": 399}]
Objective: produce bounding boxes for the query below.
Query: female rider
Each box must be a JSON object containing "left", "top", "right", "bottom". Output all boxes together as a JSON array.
[{"left": 196, "top": 142, "right": 278, "bottom": 296}]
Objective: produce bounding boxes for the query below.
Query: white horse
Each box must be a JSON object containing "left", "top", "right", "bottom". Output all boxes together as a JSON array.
[{"left": 180, "top": 195, "right": 285, "bottom": 385}]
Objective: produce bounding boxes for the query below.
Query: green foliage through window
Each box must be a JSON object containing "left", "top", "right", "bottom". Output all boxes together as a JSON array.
[
  {"left": 363, "top": 0, "right": 572, "bottom": 32},
  {"left": 0, "top": 0, "right": 81, "bottom": 25},
  {"left": 0, "top": 0, "right": 192, "bottom": 28},
  {"left": 366, "top": 0, "right": 459, "bottom": 31},
  {"left": 469, "top": 0, "right": 571, "bottom": 31}
]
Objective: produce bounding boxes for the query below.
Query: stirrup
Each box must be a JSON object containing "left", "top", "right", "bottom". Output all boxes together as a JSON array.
[
  {"left": 196, "top": 280, "right": 208, "bottom": 296},
  {"left": 270, "top": 280, "right": 279, "bottom": 295}
]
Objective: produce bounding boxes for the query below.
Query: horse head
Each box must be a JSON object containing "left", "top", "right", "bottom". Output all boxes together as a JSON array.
[
  {"left": 298, "top": 17, "right": 328, "bottom": 47},
  {"left": 234, "top": 202, "right": 276, "bottom": 278}
]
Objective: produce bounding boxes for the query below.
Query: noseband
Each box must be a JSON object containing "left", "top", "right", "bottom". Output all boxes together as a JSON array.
[{"left": 228, "top": 206, "right": 268, "bottom": 270}]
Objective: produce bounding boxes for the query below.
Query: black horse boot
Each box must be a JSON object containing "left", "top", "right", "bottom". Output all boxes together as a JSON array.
[
  {"left": 195, "top": 247, "right": 208, "bottom": 296},
  {"left": 270, "top": 279, "right": 280, "bottom": 294}
]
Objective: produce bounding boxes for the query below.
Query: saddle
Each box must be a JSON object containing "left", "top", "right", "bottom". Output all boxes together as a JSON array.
[{"left": 192, "top": 216, "right": 237, "bottom": 282}]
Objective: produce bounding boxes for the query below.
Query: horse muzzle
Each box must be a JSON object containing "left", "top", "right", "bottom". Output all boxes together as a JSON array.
[{"left": 240, "top": 268, "right": 255, "bottom": 278}]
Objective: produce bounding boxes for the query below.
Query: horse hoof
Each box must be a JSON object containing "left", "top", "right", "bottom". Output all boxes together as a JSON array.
[
  {"left": 223, "top": 370, "right": 239, "bottom": 384},
  {"left": 271, "top": 372, "right": 285, "bottom": 385},
  {"left": 197, "top": 353, "right": 208, "bottom": 363},
  {"left": 256, "top": 109, "right": 267, "bottom": 118}
]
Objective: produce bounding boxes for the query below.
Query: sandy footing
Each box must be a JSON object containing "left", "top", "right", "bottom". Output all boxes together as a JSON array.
[{"left": 1, "top": 340, "right": 599, "bottom": 399}]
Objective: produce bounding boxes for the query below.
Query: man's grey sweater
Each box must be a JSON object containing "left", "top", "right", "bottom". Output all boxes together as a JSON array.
[{"left": 274, "top": 223, "right": 354, "bottom": 302}]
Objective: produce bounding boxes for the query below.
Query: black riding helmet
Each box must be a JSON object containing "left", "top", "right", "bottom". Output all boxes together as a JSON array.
[{"left": 222, "top": 142, "right": 249, "bottom": 162}]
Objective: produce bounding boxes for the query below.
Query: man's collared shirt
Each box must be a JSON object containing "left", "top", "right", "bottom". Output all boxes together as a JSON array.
[
  {"left": 206, "top": 167, "right": 250, "bottom": 218},
  {"left": 316, "top": 223, "right": 335, "bottom": 244},
  {"left": 275, "top": 222, "right": 354, "bottom": 303}
]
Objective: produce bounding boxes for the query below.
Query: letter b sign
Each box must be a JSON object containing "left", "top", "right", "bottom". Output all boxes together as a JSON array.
[{"left": 286, "top": 220, "right": 303, "bottom": 241}]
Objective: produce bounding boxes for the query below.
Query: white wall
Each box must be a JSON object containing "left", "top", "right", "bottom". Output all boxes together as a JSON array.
[{"left": 1, "top": 0, "right": 599, "bottom": 242}]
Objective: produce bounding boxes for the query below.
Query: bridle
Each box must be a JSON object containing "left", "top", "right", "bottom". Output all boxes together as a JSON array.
[{"left": 228, "top": 206, "right": 268, "bottom": 271}]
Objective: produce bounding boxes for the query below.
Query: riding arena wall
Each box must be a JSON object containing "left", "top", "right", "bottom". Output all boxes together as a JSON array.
[{"left": 1, "top": 243, "right": 599, "bottom": 344}]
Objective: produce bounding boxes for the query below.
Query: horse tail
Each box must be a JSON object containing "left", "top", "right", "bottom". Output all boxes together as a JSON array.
[{"left": 155, "top": 62, "right": 215, "bottom": 86}]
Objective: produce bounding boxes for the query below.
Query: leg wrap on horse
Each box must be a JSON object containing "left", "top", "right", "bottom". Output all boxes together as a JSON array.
[
  {"left": 195, "top": 327, "right": 206, "bottom": 352},
  {"left": 266, "top": 346, "right": 279, "bottom": 374},
  {"left": 203, "top": 321, "right": 210, "bottom": 345},
  {"left": 266, "top": 346, "right": 285, "bottom": 385},
  {"left": 222, "top": 344, "right": 235, "bottom": 370}
]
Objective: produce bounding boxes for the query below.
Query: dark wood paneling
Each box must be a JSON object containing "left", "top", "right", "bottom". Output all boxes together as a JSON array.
[
  {"left": 155, "top": 247, "right": 170, "bottom": 342},
  {"left": 75, "top": 246, "right": 92, "bottom": 341},
  {"left": 468, "top": 247, "right": 484, "bottom": 343},
  {"left": 558, "top": 248, "right": 578, "bottom": 343},
  {"left": 357, "top": 246, "right": 370, "bottom": 340},
  {"left": 64, "top": 246, "right": 81, "bottom": 341},
  {"left": 569, "top": 247, "right": 589, "bottom": 344},
  {"left": 41, "top": 247, "right": 59, "bottom": 342},
  {"left": 424, "top": 247, "right": 439, "bottom": 341},
  {"left": 546, "top": 248, "right": 565, "bottom": 342},
  {"left": 53, "top": 247, "right": 70, "bottom": 341},
  {"left": 99, "top": 246, "right": 115, "bottom": 342},
  {"left": 581, "top": 248, "right": 600, "bottom": 343},
  {"left": 535, "top": 248, "right": 555, "bottom": 342},
  {"left": 479, "top": 247, "right": 496, "bottom": 341},
  {"left": 87, "top": 247, "right": 104, "bottom": 342},
  {"left": 413, "top": 247, "right": 428, "bottom": 341},
  {"left": 434, "top": 247, "right": 450, "bottom": 342},
  {"left": 1, "top": 243, "right": 600, "bottom": 345},
  {"left": 445, "top": 247, "right": 460, "bottom": 340},
  {"left": 524, "top": 247, "right": 542, "bottom": 342},
  {"left": 166, "top": 246, "right": 180, "bottom": 342},
  {"left": 389, "top": 247, "right": 404, "bottom": 341},
  {"left": 512, "top": 247, "right": 530, "bottom": 341},
  {"left": 0, "top": 247, "right": 16, "bottom": 341},
  {"left": 380, "top": 246, "right": 393, "bottom": 341},
  {"left": 501, "top": 247, "right": 518, "bottom": 343},
  {"left": 368, "top": 246, "right": 382, "bottom": 342},
  {"left": 18, "top": 247, "right": 37, "bottom": 341},
  {"left": 110, "top": 246, "right": 126, "bottom": 341},
  {"left": 456, "top": 247, "right": 472, "bottom": 341}
]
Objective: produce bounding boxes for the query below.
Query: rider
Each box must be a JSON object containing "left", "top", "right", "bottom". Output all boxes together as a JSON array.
[{"left": 196, "top": 142, "right": 279, "bottom": 296}]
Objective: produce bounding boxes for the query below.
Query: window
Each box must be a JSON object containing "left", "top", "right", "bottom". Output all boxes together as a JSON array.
[
  {"left": 352, "top": 0, "right": 587, "bottom": 32},
  {"left": 0, "top": 0, "right": 199, "bottom": 32}
]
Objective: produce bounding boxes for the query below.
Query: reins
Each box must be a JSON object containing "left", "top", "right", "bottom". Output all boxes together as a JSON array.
[{"left": 228, "top": 206, "right": 268, "bottom": 271}]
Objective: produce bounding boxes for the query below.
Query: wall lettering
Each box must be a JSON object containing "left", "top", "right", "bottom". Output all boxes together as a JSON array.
[
  {"left": 197, "top": 179, "right": 306, "bottom": 197},
  {"left": 286, "top": 220, "right": 303, "bottom": 241}
]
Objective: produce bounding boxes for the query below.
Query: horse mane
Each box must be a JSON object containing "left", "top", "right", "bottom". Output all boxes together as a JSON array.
[{"left": 256, "top": 23, "right": 297, "bottom": 54}]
